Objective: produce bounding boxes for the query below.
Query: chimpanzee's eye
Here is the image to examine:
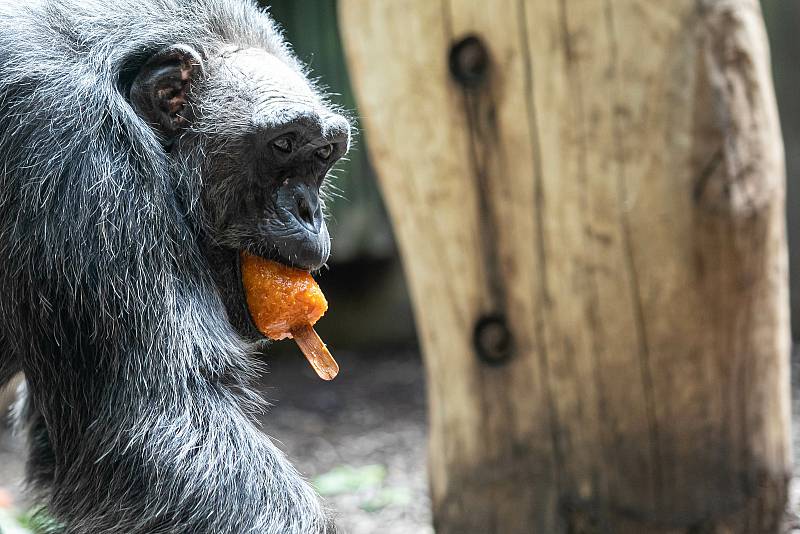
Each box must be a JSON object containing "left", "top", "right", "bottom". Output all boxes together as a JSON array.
[
  {"left": 315, "top": 144, "right": 332, "bottom": 160},
  {"left": 272, "top": 136, "right": 292, "bottom": 153}
]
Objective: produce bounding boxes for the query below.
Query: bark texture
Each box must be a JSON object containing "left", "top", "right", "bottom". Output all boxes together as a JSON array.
[{"left": 339, "top": 1, "right": 791, "bottom": 532}]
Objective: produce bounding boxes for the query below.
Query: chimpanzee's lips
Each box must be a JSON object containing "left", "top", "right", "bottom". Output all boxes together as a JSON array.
[{"left": 235, "top": 251, "right": 260, "bottom": 337}]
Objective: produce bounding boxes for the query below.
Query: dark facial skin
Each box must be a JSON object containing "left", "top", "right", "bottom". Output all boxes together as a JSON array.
[{"left": 132, "top": 46, "right": 350, "bottom": 341}]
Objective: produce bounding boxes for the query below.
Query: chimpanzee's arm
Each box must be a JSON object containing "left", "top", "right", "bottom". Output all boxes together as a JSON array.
[{"left": 24, "top": 359, "right": 335, "bottom": 534}]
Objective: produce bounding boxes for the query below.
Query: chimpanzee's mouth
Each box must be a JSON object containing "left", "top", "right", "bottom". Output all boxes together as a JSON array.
[
  {"left": 233, "top": 247, "right": 338, "bottom": 380},
  {"left": 234, "top": 248, "right": 288, "bottom": 341},
  {"left": 218, "top": 230, "right": 329, "bottom": 342},
  {"left": 233, "top": 247, "right": 315, "bottom": 341},
  {"left": 235, "top": 250, "right": 261, "bottom": 338}
]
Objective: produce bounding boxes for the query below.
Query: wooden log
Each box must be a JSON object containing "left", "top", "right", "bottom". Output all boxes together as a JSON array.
[{"left": 339, "top": 1, "right": 791, "bottom": 532}]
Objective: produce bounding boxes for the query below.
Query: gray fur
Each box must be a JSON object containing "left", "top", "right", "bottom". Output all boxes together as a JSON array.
[{"left": 0, "top": 1, "right": 347, "bottom": 532}]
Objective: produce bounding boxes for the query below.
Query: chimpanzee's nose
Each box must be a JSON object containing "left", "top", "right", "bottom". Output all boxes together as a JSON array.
[
  {"left": 267, "top": 113, "right": 350, "bottom": 169},
  {"left": 290, "top": 182, "right": 323, "bottom": 233}
]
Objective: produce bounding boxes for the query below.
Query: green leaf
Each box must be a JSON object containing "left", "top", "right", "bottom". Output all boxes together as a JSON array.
[
  {"left": 0, "top": 508, "right": 32, "bottom": 534},
  {"left": 360, "top": 487, "right": 411, "bottom": 513},
  {"left": 13, "top": 507, "right": 62, "bottom": 533},
  {"left": 359, "top": 487, "right": 412, "bottom": 513},
  {"left": 312, "top": 464, "right": 386, "bottom": 496}
]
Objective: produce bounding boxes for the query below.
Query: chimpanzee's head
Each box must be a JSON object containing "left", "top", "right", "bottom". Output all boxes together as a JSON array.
[{"left": 129, "top": 43, "right": 350, "bottom": 338}]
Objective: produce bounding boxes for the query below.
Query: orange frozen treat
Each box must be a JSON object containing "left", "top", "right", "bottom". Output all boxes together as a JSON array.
[{"left": 241, "top": 252, "right": 338, "bottom": 380}]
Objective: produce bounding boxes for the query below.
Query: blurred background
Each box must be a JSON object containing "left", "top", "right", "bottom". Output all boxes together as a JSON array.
[
  {"left": 250, "top": 1, "right": 800, "bottom": 532},
  {"left": 0, "top": 2, "right": 798, "bottom": 533},
  {"left": 270, "top": 0, "right": 800, "bottom": 348}
]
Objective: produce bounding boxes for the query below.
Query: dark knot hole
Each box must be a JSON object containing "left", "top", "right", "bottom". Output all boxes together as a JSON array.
[{"left": 473, "top": 313, "right": 514, "bottom": 366}]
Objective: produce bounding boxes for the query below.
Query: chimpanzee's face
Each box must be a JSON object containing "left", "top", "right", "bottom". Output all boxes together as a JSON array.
[
  {"left": 130, "top": 44, "right": 350, "bottom": 339},
  {"left": 191, "top": 48, "right": 350, "bottom": 271}
]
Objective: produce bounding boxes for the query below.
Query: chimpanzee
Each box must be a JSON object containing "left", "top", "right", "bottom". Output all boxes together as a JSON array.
[{"left": 0, "top": 0, "right": 350, "bottom": 532}]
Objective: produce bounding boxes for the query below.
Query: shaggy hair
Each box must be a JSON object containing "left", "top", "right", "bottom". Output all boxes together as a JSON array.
[{"left": 0, "top": 0, "right": 337, "bottom": 532}]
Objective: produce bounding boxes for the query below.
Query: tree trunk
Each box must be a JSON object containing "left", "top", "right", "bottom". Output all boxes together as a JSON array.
[{"left": 339, "top": 1, "right": 791, "bottom": 532}]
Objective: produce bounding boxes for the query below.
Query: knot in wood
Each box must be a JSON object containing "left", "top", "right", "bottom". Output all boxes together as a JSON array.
[
  {"left": 449, "top": 35, "right": 490, "bottom": 89},
  {"left": 473, "top": 313, "right": 513, "bottom": 366}
]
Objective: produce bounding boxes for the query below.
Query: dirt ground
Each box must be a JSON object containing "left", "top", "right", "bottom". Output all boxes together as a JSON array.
[
  {"left": 258, "top": 348, "right": 431, "bottom": 534},
  {"left": 2, "top": 347, "right": 800, "bottom": 533}
]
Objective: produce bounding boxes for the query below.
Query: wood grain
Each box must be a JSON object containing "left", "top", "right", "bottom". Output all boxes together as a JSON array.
[{"left": 339, "top": 0, "right": 790, "bottom": 532}]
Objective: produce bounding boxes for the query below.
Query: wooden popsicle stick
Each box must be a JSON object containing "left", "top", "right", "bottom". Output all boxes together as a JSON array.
[{"left": 291, "top": 324, "right": 339, "bottom": 380}]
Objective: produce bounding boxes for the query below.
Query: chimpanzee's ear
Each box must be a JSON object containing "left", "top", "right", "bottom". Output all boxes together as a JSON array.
[{"left": 130, "top": 45, "right": 204, "bottom": 141}]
